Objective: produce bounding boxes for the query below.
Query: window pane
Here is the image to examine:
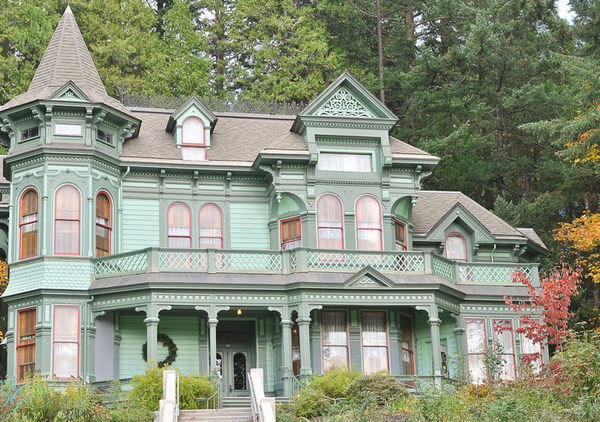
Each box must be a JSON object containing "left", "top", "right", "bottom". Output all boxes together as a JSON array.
[
  {"left": 281, "top": 218, "right": 301, "bottom": 249},
  {"left": 53, "top": 343, "right": 78, "bottom": 378},
  {"left": 318, "top": 196, "right": 342, "bottom": 226},
  {"left": 467, "top": 355, "right": 486, "bottom": 384},
  {"left": 445, "top": 234, "right": 467, "bottom": 261},
  {"left": 182, "top": 118, "right": 204, "bottom": 144},
  {"left": 168, "top": 236, "right": 191, "bottom": 248},
  {"left": 466, "top": 320, "right": 486, "bottom": 353},
  {"left": 182, "top": 146, "right": 207, "bottom": 160},
  {"left": 96, "top": 193, "right": 110, "bottom": 221},
  {"left": 318, "top": 228, "right": 343, "bottom": 249},
  {"left": 493, "top": 320, "right": 514, "bottom": 353},
  {"left": 199, "top": 205, "right": 222, "bottom": 239},
  {"left": 56, "top": 186, "right": 79, "bottom": 220},
  {"left": 356, "top": 197, "right": 380, "bottom": 228},
  {"left": 395, "top": 221, "right": 406, "bottom": 250},
  {"left": 319, "top": 153, "right": 372, "bottom": 172},
  {"left": 55, "top": 221, "right": 79, "bottom": 254},
  {"left": 55, "top": 124, "right": 81, "bottom": 136},
  {"left": 168, "top": 204, "right": 190, "bottom": 235},
  {"left": 363, "top": 347, "right": 388, "bottom": 374},
  {"left": 361, "top": 312, "right": 386, "bottom": 346},
  {"left": 357, "top": 230, "right": 382, "bottom": 251},
  {"left": 322, "top": 311, "right": 347, "bottom": 345},
  {"left": 54, "top": 307, "right": 79, "bottom": 342},
  {"left": 96, "top": 193, "right": 111, "bottom": 257},
  {"left": 322, "top": 346, "right": 348, "bottom": 372}
]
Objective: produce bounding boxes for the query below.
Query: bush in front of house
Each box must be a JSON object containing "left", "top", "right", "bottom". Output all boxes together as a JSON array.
[
  {"left": 309, "top": 367, "right": 360, "bottom": 398},
  {"left": 345, "top": 372, "right": 408, "bottom": 406}
]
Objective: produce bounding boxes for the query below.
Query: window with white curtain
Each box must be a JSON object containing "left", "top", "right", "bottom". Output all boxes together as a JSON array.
[
  {"left": 167, "top": 203, "right": 191, "bottom": 248},
  {"left": 53, "top": 306, "right": 79, "bottom": 379},
  {"left": 445, "top": 233, "right": 468, "bottom": 261},
  {"left": 361, "top": 311, "right": 388, "bottom": 374},
  {"left": 182, "top": 117, "right": 204, "bottom": 145},
  {"left": 492, "top": 319, "right": 516, "bottom": 380},
  {"left": 317, "top": 195, "right": 344, "bottom": 249},
  {"left": 355, "top": 196, "right": 382, "bottom": 250},
  {"left": 199, "top": 204, "right": 223, "bottom": 248},
  {"left": 321, "top": 311, "right": 348, "bottom": 372},
  {"left": 55, "top": 185, "right": 80, "bottom": 255},
  {"left": 319, "top": 153, "right": 372, "bottom": 172},
  {"left": 466, "top": 319, "right": 487, "bottom": 384},
  {"left": 520, "top": 319, "right": 542, "bottom": 373}
]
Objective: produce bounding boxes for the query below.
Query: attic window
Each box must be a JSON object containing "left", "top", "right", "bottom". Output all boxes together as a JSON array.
[
  {"left": 55, "top": 123, "right": 82, "bottom": 136},
  {"left": 20, "top": 126, "right": 39, "bottom": 141},
  {"left": 319, "top": 153, "right": 372, "bottom": 172},
  {"left": 96, "top": 129, "right": 113, "bottom": 145},
  {"left": 182, "top": 117, "right": 205, "bottom": 145}
]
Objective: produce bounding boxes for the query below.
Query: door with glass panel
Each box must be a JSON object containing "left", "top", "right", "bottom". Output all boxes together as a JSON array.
[{"left": 216, "top": 350, "right": 249, "bottom": 396}]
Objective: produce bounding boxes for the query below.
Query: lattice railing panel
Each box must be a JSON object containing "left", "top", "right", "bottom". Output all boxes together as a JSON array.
[
  {"left": 218, "top": 251, "right": 282, "bottom": 272},
  {"left": 94, "top": 251, "right": 148, "bottom": 277},
  {"left": 305, "top": 251, "right": 424, "bottom": 272},
  {"left": 158, "top": 251, "right": 208, "bottom": 271},
  {"left": 457, "top": 264, "right": 532, "bottom": 284},
  {"left": 432, "top": 255, "right": 454, "bottom": 280},
  {"left": 289, "top": 251, "right": 297, "bottom": 270}
]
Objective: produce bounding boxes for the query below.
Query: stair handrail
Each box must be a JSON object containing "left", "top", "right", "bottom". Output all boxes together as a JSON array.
[
  {"left": 279, "top": 366, "right": 305, "bottom": 396},
  {"left": 247, "top": 371, "right": 263, "bottom": 422},
  {"left": 195, "top": 373, "right": 221, "bottom": 410}
]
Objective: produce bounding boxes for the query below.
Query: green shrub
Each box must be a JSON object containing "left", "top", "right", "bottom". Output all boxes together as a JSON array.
[
  {"left": 413, "top": 383, "right": 470, "bottom": 422},
  {"left": 345, "top": 373, "right": 408, "bottom": 406},
  {"left": 309, "top": 368, "right": 360, "bottom": 398},
  {"left": 179, "top": 374, "right": 218, "bottom": 409},
  {"left": 290, "top": 388, "right": 331, "bottom": 419}
]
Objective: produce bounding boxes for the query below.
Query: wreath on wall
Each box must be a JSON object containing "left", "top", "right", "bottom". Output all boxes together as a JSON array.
[{"left": 142, "top": 332, "right": 178, "bottom": 368}]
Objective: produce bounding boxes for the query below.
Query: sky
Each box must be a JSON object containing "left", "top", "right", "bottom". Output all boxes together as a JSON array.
[{"left": 557, "top": 0, "right": 575, "bottom": 23}]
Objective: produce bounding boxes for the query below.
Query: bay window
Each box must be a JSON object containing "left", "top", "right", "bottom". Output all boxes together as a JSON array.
[
  {"left": 199, "top": 204, "right": 223, "bottom": 248},
  {"left": 19, "top": 189, "right": 38, "bottom": 259},
  {"left": 52, "top": 306, "right": 79, "bottom": 379},
  {"left": 280, "top": 217, "right": 301, "bottom": 250},
  {"left": 321, "top": 311, "right": 348, "bottom": 371},
  {"left": 167, "top": 203, "right": 191, "bottom": 248},
  {"left": 17, "top": 308, "right": 36, "bottom": 380},
  {"left": 95, "top": 192, "right": 112, "bottom": 257},
  {"left": 361, "top": 311, "right": 389, "bottom": 374},
  {"left": 492, "top": 319, "right": 516, "bottom": 380},
  {"left": 317, "top": 195, "right": 344, "bottom": 249},
  {"left": 355, "top": 196, "right": 382, "bottom": 250},
  {"left": 54, "top": 185, "right": 80, "bottom": 255},
  {"left": 465, "top": 318, "right": 487, "bottom": 384}
]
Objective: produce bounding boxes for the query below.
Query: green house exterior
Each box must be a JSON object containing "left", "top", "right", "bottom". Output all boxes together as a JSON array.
[{"left": 0, "top": 7, "right": 548, "bottom": 395}]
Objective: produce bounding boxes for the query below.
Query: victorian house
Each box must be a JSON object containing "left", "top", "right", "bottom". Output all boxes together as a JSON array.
[{"left": 0, "top": 7, "right": 547, "bottom": 395}]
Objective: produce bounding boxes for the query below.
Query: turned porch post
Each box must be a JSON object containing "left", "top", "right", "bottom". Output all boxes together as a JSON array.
[{"left": 281, "top": 318, "right": 294, "bottom": 396}]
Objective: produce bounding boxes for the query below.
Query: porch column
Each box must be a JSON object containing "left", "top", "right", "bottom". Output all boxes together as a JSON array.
[
  {"left": 208, "top": 318, "right": 218, "bottom": 374},
  {"left": 144, "top": 317, "right": 160, "bottom": 366},
  {"left": 281, "top": 318, "right": 293, "bottom": 396},
  {"left": 297, "top": 316, "right": 312, "bottom": 377},
  {"left": 428, "top": 315, "right": 443, "bottom": 388}
]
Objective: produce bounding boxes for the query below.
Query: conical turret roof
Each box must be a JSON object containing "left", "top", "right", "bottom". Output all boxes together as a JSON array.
[{"left": 0, "top": 6, "right": 134, "bottom": 118}]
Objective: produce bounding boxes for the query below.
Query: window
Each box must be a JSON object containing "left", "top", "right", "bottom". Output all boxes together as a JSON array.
[
  {"left": 317, "top": 195, "right": 344, "bottom": 249},
  {"left": 356, "top": 196, "right": 382, "bottom": 250},
  {"left": 181, "top": 147, "right": 207, "bottom": 161},
  {"left": 20, "top": 126, "right": 39, "bottom": 141},
  {"left": 96, "top": 192, "right": 112, "bottom": 257},
  {"left": 19, "top": 189, "right": 38, "bottom": 259},
  {"left": 199, "top": 204, "right": 223, "bottom": 248},
  {"left": 17, "top": 308, "right": 36, "bottom": 381},
  {"left": 319, "top": 153, "right": 372, "bottom": 172},
  {"left": 55, "top": 123, "right": 82, "bottom": 136},
  {"left": 182, "top": 117, "right": 205, "bottom": 145},
  {"left": 55, "top": 185, "right": 80, "bottom": 255},
  {"left": 445, "top": 232, "right": 468, "bottom": 261},
  {"left": 167, "top": 203, "right": 191, "bottom": 248},
  {"left": 465, "top": 319, "right": 487, "bottom": 384},
  {"left": 361, "top": 311, "right": 389, "bottom": 374},
  {"left": 492, "top": 319, "right": 516, "bottom": 381},
  {"left": 96, "top": 129, "right": 113, "bottom": 145},
  {"left": 281, "top": 217, "right": 301, "bottom": 250},
  {"left": 52, "top": 306, "right": 79, "bottom": 379},
  {"left": 520, "top": 319, "right": 542, "bottom": 373},
  {"left": 321, "top": 311, "right": 348, "bottom": 372},
  {"left": 395, "top": 220, "right": 407, "bottom": 251},
  {"left": 399, "top": 315, "right": 414, "bottom": 375}
]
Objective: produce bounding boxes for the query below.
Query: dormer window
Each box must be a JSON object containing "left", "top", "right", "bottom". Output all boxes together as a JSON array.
[
  {"left": 96, "top": 129, "right": 113, "bottom": 145},
  {"left": 181, "top": 117, "right": 207, "bottom": 160},
  {"left": 20, "top": 126, "right": 39, "bottom": 141},
  {"left": 445, "top": 232, "right": 468, "bottom": 261}
]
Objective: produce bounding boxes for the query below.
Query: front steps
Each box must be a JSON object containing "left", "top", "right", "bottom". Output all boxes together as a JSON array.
[
  {"left": 221, "top": 396, "right": 252, "bottom": 408},
  {"left": 178, "top": 408, "right": 253, "bottom": 422}
]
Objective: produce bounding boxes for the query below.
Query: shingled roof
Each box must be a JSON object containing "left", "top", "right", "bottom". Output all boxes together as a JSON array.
[{"left": 0, "top": 6, "right": 133, "bottom": 118}]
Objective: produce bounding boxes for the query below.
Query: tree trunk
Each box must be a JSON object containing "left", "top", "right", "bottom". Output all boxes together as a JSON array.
[
  {"left": 592, "top": 282, "right": 599, "bottom": 311},
  {"left": 213, "top": 0, "right": 226, "bottom": 98},
  {"left": 376, "top": 0, "right": 385, "bottom": 103}
]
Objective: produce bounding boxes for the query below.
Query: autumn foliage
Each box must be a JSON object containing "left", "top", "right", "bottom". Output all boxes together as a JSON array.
[
  {"left": 555, "top": 213, "right": 600, "bottom": 285},
  {"left": 504, "top": 265, "right": 581, "bottom": 351}
]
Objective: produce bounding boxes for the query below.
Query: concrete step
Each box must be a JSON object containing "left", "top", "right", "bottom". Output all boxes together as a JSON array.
[
  {"left": 179, "top": 408, "right": 253, "bottom": 422},
  {"left": 221, "top": 396, "right": 252, "bottom": 408}
]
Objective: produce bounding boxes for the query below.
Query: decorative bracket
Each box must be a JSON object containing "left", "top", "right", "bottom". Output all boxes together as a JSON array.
[{"left": 195, "top": 305, "right": 230, "bottom": 320}]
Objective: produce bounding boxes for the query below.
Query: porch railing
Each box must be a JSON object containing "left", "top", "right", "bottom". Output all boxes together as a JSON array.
[{"left": 93, "top": 247, "right": 539, "bottom": 286}]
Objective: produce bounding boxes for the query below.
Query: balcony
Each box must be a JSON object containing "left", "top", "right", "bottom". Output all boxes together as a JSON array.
[{"left": 92, "top": 248, "right": 539, "bottom": 287}]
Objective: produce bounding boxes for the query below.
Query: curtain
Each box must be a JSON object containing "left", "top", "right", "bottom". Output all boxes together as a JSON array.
[
  {"left": 182, "top": 117, "right": 204, "bottom": 144},
  {"left": 319, "top": 153, "right": 372, "bottom": 172},
  {"left": 362, "top": 312, "right": 388, "bottom": 374},
  {"left": 356, "top": 197, "right": 382, "bottom": 250},
  {"left": 445, "top": 234, "right": 467, "bottom": 261},
  {"left": 318, "top": 196, "right": 343, "bottom": 249},
  {"left": 322, "top": 311, "right": 348, "bottom": 371},
  {"left": 466, "top": 319, "right": 486, "bottom": 384},
  {"left": 168, "top": 204, "right": 191, "bottom": 248},
  {"left": 199, "top": 205, "right": 223, "bottom": 248},
  {"left": 55, "top": 186, "right": 80, "bottom": 254},
  {"left": 493, "top": 320, "right": 516, "bottom": 380},
  {"left": 53, "top": 307, "right": 79, "bottom": 379},
  {"left": 95, "top": 193, "right": 111, "bottom": 257},
  {"left": 20, "top": 190, "right": 38, "bottom": 258}
]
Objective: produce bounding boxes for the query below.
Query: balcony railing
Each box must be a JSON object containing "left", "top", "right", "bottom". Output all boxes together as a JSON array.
[{"left": 93, "top": 247, "right": 539, "bottom": 287}]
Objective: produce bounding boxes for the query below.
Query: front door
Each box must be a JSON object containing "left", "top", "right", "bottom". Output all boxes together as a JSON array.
[{"left": 216, "top": 350, "right": 249, "bottom": 396}]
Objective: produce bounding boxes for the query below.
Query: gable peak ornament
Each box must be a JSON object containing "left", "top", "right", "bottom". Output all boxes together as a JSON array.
[{"left": 315, "top": 88, "right": 375, "bottom": 118}]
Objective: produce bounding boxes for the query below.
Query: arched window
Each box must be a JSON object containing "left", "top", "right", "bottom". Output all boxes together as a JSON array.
[
  {"left": 182, "top": 117, "right": 205, "bottom": 145},
  {"left": 55, "top": 185, "right": 80, "bottom": 255},
  {"left": 167, "top": 203, "right": 191, "bottom": 248},
  {"left": 355, "top": 196, "right": 382, "bottom": 251},
  {"left": 19, "top": 189, "right": 38, "bottom": 259},
  {"left": 96, "top": 192, "right": 112, "bottom": 257},
  {"left": 445, "top": 232, "right": 468, "bottom": 261},
  {"left": 199, "top": 204, "right": 223, "bottom": 248},
  {"left": 317, "top": 195, "right": 343, "bottom": 249}
]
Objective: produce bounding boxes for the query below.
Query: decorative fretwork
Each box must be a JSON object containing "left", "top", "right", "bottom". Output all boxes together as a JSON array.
[
  {"left": 158, "top": 250, "right": 208, "bottom": 271},
  {"left": 431, "top": 254, "right": 454, "bottom": 280},
  {"left": 94, "top": 250, "right": 148, "bottom": 277},
  {"left": 315, "top": 88, "right": 375, "bottom": 118},
  {"left": 218, "top": 251, "right": 282, "bottom": 272},
  {"left": 305, "top": 250, "right": 424, "bottom": 272},
  {"left": 456, "top": 263, "right": 532, "bottom": 285}
]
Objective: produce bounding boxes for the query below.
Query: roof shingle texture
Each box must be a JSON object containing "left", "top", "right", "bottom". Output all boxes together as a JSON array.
[{"left": 0, "top": 6, "right": 132, "bottom": 118}]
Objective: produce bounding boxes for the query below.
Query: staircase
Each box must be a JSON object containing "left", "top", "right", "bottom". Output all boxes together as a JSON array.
[
  {"left": 222, "top": 396, "right": 252, "bottom": 408},
  {"left": 178, "top": 407, "right": 253, "bottom": 422}
]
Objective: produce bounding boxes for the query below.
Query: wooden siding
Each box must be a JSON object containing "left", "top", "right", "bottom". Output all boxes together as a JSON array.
[
  {"left": 230, "top": 203, "right": 270, "bottom": 249},
  {"left": 122, "top": 199, "right": 160, "bottom": 252}
]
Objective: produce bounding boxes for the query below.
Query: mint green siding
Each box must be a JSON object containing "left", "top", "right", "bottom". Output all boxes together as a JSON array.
[
  {"left": 122, "top": 199, "right": 160, "bottom": 252},
  {"left": 230, "top": 203, "right": 270, "bottom": 249},
  {"left": 119, "top": 315, "right": 147, "bottom": 379}
]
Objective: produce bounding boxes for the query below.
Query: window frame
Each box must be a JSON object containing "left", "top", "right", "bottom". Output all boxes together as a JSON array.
[
  {"left": 316, "top": 194, "right": 344, "bottom": 250},
  {"left": 318, "top": 152, "right": 373, "bottom": 173},
  {"left": 444, "top": 232, "right": 468, "bottom": 262},
  {"left": 54, "top": 185, "right": 81, "bottom": 256},
  {"left": 19, "top": 188, "right": 39, "bottom": 260},
  {"left": 16, "top": 307, "right": 36, "bottom": 381},
  {"left": 280, "top": 216, "right": 302, "bottom": 250},
  {"left": 96, "top": 129, "right": 113, "bottom": 146},
  {"left": 492, "top": 318, "right": 517, "bottom": 380},
  {"left": 167, "top": 202, "right": 192, "bottom": 248},
  {"left": 198, "top": 203, "right": 223, "bottom": 249},
  {"left": 465, "top": 318, "right": 488, "bottom": 384},
  {"left": 399, "top": 313, "right": 415, "bottom": 376},
  {"left": 181, "top": 116, "right": 206, "bottom": 146},
  {"left": 321, "top": 310, "right": 350, "bottom": 372},
  {"left": 394, "top": 220, "right": 407, "bottom": 251},
  {"left": 20, "top": 126, "right": 40, "bottom": 142},
  {"left": 360, "top": 311, "right": 390, "bottom": 374},
  {"left": 355, "top": 195, "right": 383, "bottom": 251},
  {"left": 95, "top": 191, "right": 112, "bottom": 257},
  {"left": 52, "top": 305, "right": 80, "bottom": 380}
]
